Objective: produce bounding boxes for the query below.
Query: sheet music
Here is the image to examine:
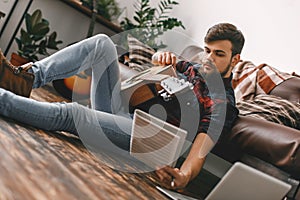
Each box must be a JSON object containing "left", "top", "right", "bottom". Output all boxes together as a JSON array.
[{"left": 130, "top": 109, "right": 187, "bottom": 169}]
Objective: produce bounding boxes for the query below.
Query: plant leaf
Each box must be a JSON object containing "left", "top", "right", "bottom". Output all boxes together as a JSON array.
[
  {"left": 32, "top": 22, "right": 49, "bottom": 36},
  {"left": 24, "top": 13, "right": 33, "bottom": 34},
  {"left": 31, "top": 9, "right": 42, "bottom": 27}
]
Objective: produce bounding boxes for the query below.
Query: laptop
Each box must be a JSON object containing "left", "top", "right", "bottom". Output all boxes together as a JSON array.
[{"left": 156, "top": 162, "right": 291, "bottom": 200}]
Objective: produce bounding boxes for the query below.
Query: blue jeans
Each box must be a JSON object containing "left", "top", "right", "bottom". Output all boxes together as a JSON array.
[{"left": 0, "top": 34, "right": 132, "bottom": 152}]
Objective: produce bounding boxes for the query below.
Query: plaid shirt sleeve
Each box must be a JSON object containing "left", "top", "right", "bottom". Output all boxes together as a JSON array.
[{"left": 175, "top": 60, "right": 194, "bottom": 73}]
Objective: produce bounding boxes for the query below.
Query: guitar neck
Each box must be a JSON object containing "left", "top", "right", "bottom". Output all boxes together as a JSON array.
[
  {"left": 121, "top": 65, "right": 176, "bottom": 90},
  {"left": 121, "top": 65, "right": 176, "bottom": 107}
]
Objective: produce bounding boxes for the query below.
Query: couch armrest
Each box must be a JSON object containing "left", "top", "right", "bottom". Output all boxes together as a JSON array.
[
  {"left": 224, "top": 116, "right": 300, "bottom": 178},
  {"left": 270, "top": 76, "right": 300, "bottom": 103}
]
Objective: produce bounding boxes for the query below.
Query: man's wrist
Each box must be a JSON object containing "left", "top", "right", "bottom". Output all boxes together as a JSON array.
[{"left": 181, "top": 169, "right": 192, "bottom": 186}]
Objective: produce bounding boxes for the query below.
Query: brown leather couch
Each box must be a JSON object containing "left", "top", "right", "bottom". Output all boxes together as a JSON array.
[
  {"left": 212, "top": 76, "right": 300, "bottom": 199},
  {"left": 212, "top": 77, "right": 300, "bottom": 175}
]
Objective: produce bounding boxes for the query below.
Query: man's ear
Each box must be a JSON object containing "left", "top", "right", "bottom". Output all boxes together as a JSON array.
[{"left": 231, "top": 54, "right": 240, "bottom": 67}]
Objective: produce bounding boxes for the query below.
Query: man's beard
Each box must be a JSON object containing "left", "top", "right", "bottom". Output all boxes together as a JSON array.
[
  {"left": 199, "top": 59, "right": 232, "bottom": 79},
  {"left": 220, "top": 64, "right": 232, "bottom": 77}
]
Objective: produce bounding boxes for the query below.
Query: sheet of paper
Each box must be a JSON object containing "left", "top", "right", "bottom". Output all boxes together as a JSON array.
[{"left": 130, "top": 109, "right": 187, "bottom": 169}]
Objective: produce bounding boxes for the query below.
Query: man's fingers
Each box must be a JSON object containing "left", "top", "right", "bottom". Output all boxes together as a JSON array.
[
  {"left": 163, "top": 167, "right": 182, "bottom": 182},
  {"left": 157, "top": 53, "right": 163, "bottom": 65},
  {"left": 152, "top": 52, "right": 176, "bottom": 66},
  {"left": 156, "top": 168, "right": 172, "bottom": 182},
  {"left": 166, "top": 52, "right": 176, "bottom": 65},
  {"left": 155, "top": 169, "right": 163, "bottom": 180},
  {"left": 166, "top": 53, "right": 171, "bottom": 64},
  {"left": 156, "top": 166, "right": 187, "bottom": 189},
  {"left": 161, "top": 166, "right": 178, "bottom": 177},
  {"left": 171, "top": 54, "right": 177, "bottom": 66}
]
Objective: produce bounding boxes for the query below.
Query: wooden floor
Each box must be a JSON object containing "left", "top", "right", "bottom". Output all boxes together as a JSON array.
[{"left": 0, "top": 84, "right": 217, "bottom": 200}]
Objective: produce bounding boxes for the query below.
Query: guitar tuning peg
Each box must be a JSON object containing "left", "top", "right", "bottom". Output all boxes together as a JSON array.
[
  {"left": 160, "top": 92, "right": 171, "bottom": 101},
  {"left": 158, "top": 89, "right": 165, "bottom": 94}
]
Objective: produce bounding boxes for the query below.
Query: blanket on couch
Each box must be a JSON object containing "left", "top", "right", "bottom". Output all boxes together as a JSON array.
[
  {"left": 232, "top": 61, "right": 299, "bottom": 130},
  {"left": 232, "top": 61, "right": 293, "bottom": 102},
  {"left": 237, "top": 94, "right": 300, "bottom": 130}
]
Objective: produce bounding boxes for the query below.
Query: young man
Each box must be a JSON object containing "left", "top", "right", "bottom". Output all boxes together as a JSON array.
[
  {"left": 0, "top": 23, "right": 244, "bottom": 189},
  {"left": 155, "top": 23, "right": 244, "bottom": 189}
]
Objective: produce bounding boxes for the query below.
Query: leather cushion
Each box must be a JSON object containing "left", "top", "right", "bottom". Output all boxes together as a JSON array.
[
  {"left": 270, "top": 76, "right": 300, "bottom": 103},
  {"left": 213, "top": 115, "right": 300, "bottom": 178}
]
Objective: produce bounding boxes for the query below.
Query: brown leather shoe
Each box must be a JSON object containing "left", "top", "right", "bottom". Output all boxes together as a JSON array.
[{"left": 0, "top": 50, "right": 35, "bottom": 97}]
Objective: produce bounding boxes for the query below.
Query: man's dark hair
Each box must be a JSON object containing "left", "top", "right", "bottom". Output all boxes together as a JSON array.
[{"left": 204, "top": 23, "right": 245, "bottom": 56}]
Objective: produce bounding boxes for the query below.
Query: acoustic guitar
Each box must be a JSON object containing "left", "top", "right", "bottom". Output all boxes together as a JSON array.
[
  {"left": 52, "top": 69, "right": 91, "bottom": 100},
  {"left": 53, "top": 64, "right": 193, "bottom": 111}
]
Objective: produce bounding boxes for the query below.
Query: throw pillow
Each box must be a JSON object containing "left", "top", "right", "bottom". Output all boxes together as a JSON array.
[
  {"left": 127, "top": 34, "right": 156, "bottom": 72},
  {"left": 232, "top": 61, "right": 293, "bottom": 102}
]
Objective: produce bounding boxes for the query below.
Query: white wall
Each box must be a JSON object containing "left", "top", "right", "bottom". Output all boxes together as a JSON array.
[
  {"left": 1, "top": 0, "right": 299, "bottom": 73},
  {"left": 117, "top": 0, "right": 300, "bottom": 73}
]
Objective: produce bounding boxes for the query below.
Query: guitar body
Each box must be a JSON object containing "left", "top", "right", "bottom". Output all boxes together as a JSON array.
[
  {"left": 52, "top": 70, "right": 91, "bottom": 100},
  {"left": 63, "top": 72, "right": 92, "bottom": 96}
]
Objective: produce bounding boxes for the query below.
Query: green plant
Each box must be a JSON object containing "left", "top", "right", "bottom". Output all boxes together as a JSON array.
[
  {"left": 120, "top": 0, "right": 185, "bottom": 49},
  {"left": 81, "top": 0, "right": 122, "bottom": 21},
  {"left": 15, "top": 9, "right": 62, "bottom": 62}
]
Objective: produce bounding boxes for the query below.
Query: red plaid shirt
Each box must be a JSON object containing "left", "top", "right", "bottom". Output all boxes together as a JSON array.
[{"left": 175, "top": 61, "right": 239, "bottom": 142}]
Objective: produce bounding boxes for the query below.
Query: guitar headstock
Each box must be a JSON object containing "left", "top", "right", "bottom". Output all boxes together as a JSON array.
[{"left": 159, "top": 77, "right": 193, "bottom": 101}]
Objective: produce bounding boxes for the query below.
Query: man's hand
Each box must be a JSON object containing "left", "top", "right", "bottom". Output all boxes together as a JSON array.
[
  {"left": 155, "top": 166, "right": 190, "bottom": 190},
  {"left": 155, "top": 134, "right": 214, "bottom": 190},
  {"left": 152, "top": 52, "right": 177, "bottom": 67}
]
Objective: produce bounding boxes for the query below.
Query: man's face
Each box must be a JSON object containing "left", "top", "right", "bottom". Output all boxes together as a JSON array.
[{"left": 202, "top": 40, "right": 240, "bottom": 78}]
